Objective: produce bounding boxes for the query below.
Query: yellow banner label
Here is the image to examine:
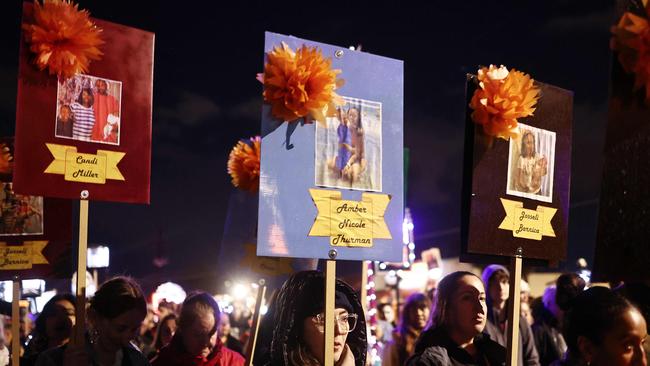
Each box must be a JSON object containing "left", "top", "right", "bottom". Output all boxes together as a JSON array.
[
  {"left": 0, "top": 241, "right": 49, "bottom": 270},
  {"left": 44, "top": 144, "right": 125, "bottom": 184},
  {"left": 309, "top": 189, "right": 391, "bottom": 248},
  {"left": 498, "top": 198, "right": 556, "bottom": 240}
]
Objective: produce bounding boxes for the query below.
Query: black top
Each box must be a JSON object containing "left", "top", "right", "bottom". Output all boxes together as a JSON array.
[{"left": 407, "top": 327, "right": 506, "bottom": 366}]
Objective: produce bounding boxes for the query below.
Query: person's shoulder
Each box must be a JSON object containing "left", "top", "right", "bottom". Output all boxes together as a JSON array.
[
  {"left": 220, "top": 347, "right": 245, "bottom": 365},
  {"left": 476, "top": 334, "right": 506, "bottom": 365},
  {"left": 124, "top": 345, "right": 151, "bottom": 366},
  {"left": 35, "top": 344, "right": 66, "bottom": 366},
  {"left": 405, "top": 346, "right": 449, "bottom": 366}
]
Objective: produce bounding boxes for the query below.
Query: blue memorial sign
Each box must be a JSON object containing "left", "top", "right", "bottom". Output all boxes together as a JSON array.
[{"left": 257, "top": 32, "right": 404, "bottom": 262}]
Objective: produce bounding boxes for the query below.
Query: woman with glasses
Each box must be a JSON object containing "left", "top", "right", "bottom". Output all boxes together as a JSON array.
[
  {"left": 264, "top": 270, "right": 366, "bottom": 366},
  {"left": 407, "top": 271, "right": 506, "bottom": 365}
]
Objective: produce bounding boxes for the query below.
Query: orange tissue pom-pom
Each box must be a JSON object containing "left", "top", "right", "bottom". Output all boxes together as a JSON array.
[
  {"left": 469, "top": 65, "right": 540, "bottom": 141},
  {"left": 611, "top": 8, "right": 650, "bottom": 101},
  {"left": 258, "top": 42, "right": 344, "bottom": 124},
  {"left": 227, "top": 136, "right": 261, "bottom": 192},
  {"left": 22, "top": 0, "right": 104, "bottom": 79}
]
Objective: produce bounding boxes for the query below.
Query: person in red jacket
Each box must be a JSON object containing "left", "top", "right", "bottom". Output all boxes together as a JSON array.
[{"left": 151, "top": 292, "right": 244, "bottom": 366}]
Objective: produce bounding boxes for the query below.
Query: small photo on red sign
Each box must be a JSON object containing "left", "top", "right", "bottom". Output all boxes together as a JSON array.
[{"left": 56, "top": 74, "right": 123, "bottom": 146}]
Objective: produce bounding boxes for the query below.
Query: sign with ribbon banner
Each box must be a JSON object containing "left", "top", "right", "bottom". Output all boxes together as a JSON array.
[
  {"left": 461, "top": 74, "right": 572, "bottom": 263},
  {"left": 12, "top": 2, "right": 154, "bottom": 203},
  {"left": 0, "top": 137, "right": 73, "bottom": 280},
  {"left": 256, "top": 32, "right": 404, "bottom": 262}
]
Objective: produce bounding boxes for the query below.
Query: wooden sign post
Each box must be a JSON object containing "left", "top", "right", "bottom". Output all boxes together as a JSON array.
[
  {"left": 74, "top": 197, "right": 89, "bottom": 344},
  {"left": 245, "top": 280, "right": 267, "bottom": 366},
  {"left": 11, "top": 279, "right": 20, "bottom": 366},
  {"left": 506, "top": 249, "right": 523, "bottom": 366},
  {"left": 324, "top": 260, "right": 336, "bottom": 366}
]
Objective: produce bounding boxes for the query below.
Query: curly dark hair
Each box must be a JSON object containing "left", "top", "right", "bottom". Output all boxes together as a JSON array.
[
  {"left": 76, "top": 88, "right": 94, "bottom": 107},
  {"left": 563, "top": 287, "right": 637, "bottom": 355},
  {"left": 267, "top": 270, "right": 367, "bottom": 366}
]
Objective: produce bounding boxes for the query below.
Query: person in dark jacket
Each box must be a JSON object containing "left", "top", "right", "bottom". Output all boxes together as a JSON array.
[
  {"left": 407, "top": 271, "right": 506, "bottom": 366},
  {"left": 533, "top": 273, "right": 585, "bottom": 366},
  {"left": 151, "top": 292, "right": 244, "bottom": 366},
  {"left": 382, "top": 293, "right": 431, "bottom": 365},
  {"left": 482, "top": 265, "right": 540, "bottom": 366},
  {"left": 35, "top": 277, "right": 150, "bottom": 366},
  {"left": 23, "top": 294, "right": 76, "bottom": 366},
  {"left": 263, "top": 270, "right": 367, "bottom": 366},
  {"left": 553, "top": 287, "right": 647, "bottom": 366},
  {"left": 217, "top": 313, "right": 244, "bottom": 356}
]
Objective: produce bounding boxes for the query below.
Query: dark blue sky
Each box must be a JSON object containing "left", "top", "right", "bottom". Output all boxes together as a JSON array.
[{"left": 0, "top": 1, "right": 615, "bottom": 292}]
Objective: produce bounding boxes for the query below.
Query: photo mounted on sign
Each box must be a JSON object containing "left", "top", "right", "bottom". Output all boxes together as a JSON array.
[
  {"left": 315, "top": 97, "right": 382, "bottom": 192},
  {"left": 56, "top": 74, "right": 122, "bottom": 145},
  {"left": 506, "top": 123, "right": 556, "bottom": 203},
  {"left": 0, "top": 183, "right": 43, "bottom": 236}
]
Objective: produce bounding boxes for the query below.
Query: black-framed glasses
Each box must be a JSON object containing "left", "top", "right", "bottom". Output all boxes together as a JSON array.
[{"left": 311, "top": 313, "right": 358, "bottom": 333}]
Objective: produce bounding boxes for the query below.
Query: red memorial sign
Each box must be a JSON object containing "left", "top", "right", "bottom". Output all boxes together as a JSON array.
[{"left": 13, "top": 2, "right": 155, "bottom": 204}]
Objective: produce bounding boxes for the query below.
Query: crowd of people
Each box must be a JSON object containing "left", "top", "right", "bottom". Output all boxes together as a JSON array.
[{"left": 0, "top": 268, "right": 643, "bottom": 366}]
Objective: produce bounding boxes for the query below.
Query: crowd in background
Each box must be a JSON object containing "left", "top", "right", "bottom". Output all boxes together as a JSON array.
[{"left": 0, "top": 268, "right": 643, "bottom": 366}]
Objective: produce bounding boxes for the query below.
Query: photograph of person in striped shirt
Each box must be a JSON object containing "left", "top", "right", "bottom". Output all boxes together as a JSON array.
[{"left": 70, "top": 88, "right": 96, "bottom": 141}]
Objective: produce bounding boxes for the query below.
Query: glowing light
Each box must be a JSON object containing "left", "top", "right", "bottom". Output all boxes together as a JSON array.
[
  {"left": 232, "top": 283, "right": 250, "bottom": 300},
  {"left": 260, "top": 304, "right": 268, "bottom": 315},
  {"left": 152, "top": 282, "right": 187, "bottom": 310},
  {"left": 402, "top": 222, "right": 410, "bottom": 244},
  {"left": 379, "top": 262, "right": 387, "bottom": 270},
  {"left": 87, "top": 246, "right": 110, "bottom": 269},
  {"left": 428, "top": 268, "right": 443, "bottom": 280}
]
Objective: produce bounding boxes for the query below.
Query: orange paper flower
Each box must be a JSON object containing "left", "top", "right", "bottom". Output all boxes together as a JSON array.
[
  {"left": 227, "top": 136, "right": 261, "bottom": 192},
  {"left": 22, "top": 0, "right": 103, "bottom": 79},
  {"left": 611, "top": 7, "right": 650, "bottom": 101},
  {"left": 258, "top": 42, "right": 344, "bottom": 124},
  {"left": 469, "top": 65, "right": 540, "bottom": 141}
]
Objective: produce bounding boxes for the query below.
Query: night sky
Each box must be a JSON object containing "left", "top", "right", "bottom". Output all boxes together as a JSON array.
[{"left": 0, "top": 1, "right": 615, "bottom": 293}]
